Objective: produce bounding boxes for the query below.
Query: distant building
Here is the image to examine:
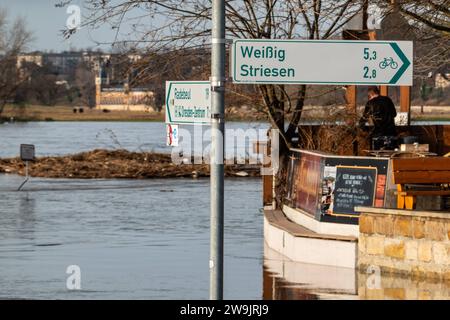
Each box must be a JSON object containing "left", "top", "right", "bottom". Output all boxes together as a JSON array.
[
  {"left": 92, "top": 54, "right": 155, "bottom": 112},
  {"left": 95, "top": 77, "right": 155, "bottom": 112},
  {"left": 17, "top": 51, "right": 143, "bottom": 77},
  {"left": 16, "top": 52, "right": 43, "bottom": 69},
  {"left": 16, "top": 50, "right": 155, "bottom": 111}
]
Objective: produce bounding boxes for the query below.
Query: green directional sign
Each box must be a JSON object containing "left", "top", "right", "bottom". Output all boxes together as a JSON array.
[
  {"left": 165, "top": 81, "right": 211, "bottom": 125},
  {"left": 232, "top": 39, "right": 413, "bottom": 86}
]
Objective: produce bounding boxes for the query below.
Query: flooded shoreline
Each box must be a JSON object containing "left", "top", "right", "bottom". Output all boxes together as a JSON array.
[
  {"left": 2, "top": 173, "right": 449, "bottom": 300},
  {"left": 264, "top": 245, "right": 450, "bottom": 300},
  {"left": 1, "top": 121, "right": 448, "bottom": 300},
  {"left": 0, "top": 149, "right": 261, "bottom": 179},
  {"left": 0, "top": 174, "right": 264, "bottom": 299},
  {"left": 0, "top": 121, "right": 270, "bottom": 159}
]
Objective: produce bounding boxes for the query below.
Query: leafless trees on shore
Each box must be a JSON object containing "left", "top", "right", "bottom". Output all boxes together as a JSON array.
[{"left": 0, "top": 8, "right": 33, "bottom": 116}]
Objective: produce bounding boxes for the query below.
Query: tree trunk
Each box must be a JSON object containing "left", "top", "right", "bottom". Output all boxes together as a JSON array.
[{"left": 258, "top": 84, "right": 308, "bottom": 208}]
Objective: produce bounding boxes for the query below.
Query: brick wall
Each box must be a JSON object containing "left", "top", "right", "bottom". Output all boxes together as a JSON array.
[{"left": 357, "top": 206, "right": 450, "bottom": 281}]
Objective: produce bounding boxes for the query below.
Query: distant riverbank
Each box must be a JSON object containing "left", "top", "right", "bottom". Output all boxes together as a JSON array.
[
  {"left": 0, "top": 105, "right": 164, "bottom": 122},
  {"left": 0, "top": 104, "right": 267, "bottom": 122},
  {"left": 0, "top": 149, "right": 260, "bottom": 179},
  {"left": 1, "top": 104, "right": 449, "bottom": 123}
]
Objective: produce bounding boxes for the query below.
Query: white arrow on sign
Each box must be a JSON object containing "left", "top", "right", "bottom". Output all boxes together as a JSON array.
[
  {"left": 165, "top": 81, "right": 211, "bottom": 125},
  {"left": 232, "top": 39, "right": 413, "bottom": 86}
]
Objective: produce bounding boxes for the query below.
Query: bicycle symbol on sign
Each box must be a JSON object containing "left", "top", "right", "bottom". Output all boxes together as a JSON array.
[{"left": 379, "top": 57, "right": 398, "bottom": 69}]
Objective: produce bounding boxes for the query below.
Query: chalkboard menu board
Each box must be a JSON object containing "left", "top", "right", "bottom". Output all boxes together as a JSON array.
[{"left": 333, "top": 166, "right": 377, "bottom": 216}]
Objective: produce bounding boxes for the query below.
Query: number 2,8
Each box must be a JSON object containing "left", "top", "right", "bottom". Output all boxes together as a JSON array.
[{"left": 364, "top": 67, "right": 377, "bottom": 79}]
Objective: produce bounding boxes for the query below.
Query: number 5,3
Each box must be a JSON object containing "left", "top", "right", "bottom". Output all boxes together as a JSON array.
[{"left": 364, "top": 48, "right": 376, "bottom": 60}]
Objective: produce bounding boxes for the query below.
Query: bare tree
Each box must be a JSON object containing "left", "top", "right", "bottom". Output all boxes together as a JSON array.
[
  {"left": 373, "top": 1, "right": 449, "bottom": 84},
  {"left": 375, "top": 0, "right": 449, "bottom": 33},
  {"left": 74, "top": 61, "right": 96, "bottom": 108},
  {"left": 130, "top": 47, "right": 211, "bottom": 111},
  {"left": 0, "top": 8, "right": 33, "bottom": 116},
  {"left": 66, "top": 0, "right": 365, "bottom": 148},
  {"left": 59, "top": 0, "right": 371, "bottom": 208}
]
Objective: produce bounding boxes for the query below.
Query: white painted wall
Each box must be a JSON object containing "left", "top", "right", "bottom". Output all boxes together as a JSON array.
[
  {"left": 283, "top": 205, "right": 360, "bottom": 238},
  {"left": 264, "top": 216, "right": 357, "bottom": 269}
]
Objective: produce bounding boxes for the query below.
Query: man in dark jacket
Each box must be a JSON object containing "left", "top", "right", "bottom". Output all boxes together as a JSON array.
[{"left": 358, "top": 86, "right": 397, "bottom": 147}]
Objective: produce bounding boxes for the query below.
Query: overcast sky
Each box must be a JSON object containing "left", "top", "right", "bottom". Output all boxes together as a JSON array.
[{"left": 0, "top": 0, "right": 119, "bottom": 52}]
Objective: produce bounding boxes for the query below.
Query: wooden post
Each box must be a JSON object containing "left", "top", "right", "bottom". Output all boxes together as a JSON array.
[
  {"left": 400, "top": 86, "right": 411, "bottom": 112},
  {"left": 345, "top": 85, "right": 357, "bottom": 117},
  {"left": 400, "top": 86, "right": 411, "bottom": 125},
  {"left": 345, "top": 85, "right": 358, "bottom": 155},
  {"left": 254, "top": 141, "right": 273, "bottom": 206},
  {"left": 263, "top": 170, "right": 273, "bottom": 206},
  {"left": 342, "top": 31, "right": 360, "bottom": 121}
]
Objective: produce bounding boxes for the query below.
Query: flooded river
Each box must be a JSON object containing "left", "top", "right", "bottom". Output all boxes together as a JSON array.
[
  {"left": 0, "top": 121, "right": 267, "bottom": 299},
  {"left": 1, "top": 121, "right": 448, "bottom": 299},
  {"left": 0, "top": 121, "right": 270, "bottom": 158},
  {"left": 0, "top": 175, "right": 263, "bottom": 299}
]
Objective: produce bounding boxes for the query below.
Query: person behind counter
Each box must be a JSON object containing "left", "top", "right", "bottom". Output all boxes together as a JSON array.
[{"left": 358, "top": 86, "right": 397, "bottom": 150}]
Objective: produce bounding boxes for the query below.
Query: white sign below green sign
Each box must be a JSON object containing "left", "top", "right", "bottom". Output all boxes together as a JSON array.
[
  {"left": 232, "top": 39, "right": 413, "bottom": 86},
  {"left": 165, "top": 81, "right": 211, "bottom": 125}
]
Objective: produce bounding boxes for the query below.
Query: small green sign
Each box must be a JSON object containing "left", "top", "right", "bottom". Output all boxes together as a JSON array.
[{"left": 165, "top": 81, "right": 211, "bottom": 125}]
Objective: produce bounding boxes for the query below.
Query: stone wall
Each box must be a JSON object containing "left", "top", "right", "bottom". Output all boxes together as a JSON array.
[{"left": 356, "top": 206, "right": 450, "bottom": 281}]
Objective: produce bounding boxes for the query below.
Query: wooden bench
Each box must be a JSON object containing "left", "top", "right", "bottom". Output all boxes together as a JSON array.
[{"left": 392, "top": 157, "right": 450, "bottom": 209}]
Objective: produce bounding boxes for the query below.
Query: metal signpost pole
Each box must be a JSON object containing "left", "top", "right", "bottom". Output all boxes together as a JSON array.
[
  {"left": 18, "top": 144, "right": 34, "bottom": 191},
  {"left": 18, "top": 161, "right": 29, "bottom": 191},
  {"left": 209, "top": 0, "right": 225, "bottom": 300}
]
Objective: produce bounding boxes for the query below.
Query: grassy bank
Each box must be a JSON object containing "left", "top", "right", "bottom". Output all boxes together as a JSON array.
[
  {"left": 0, "top": 104, "right": 268, "bottom": 122},
  {"left": 1, "top": 105, "right": 164, "bottom": 122},
  {"left": 1, "top": 104, "right": 448, "bottom": 123}
]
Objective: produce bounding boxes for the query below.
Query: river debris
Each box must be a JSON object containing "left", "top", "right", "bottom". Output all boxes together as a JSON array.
[{"left": 0, "top": 149, "right": 261, "bottom": 179}]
